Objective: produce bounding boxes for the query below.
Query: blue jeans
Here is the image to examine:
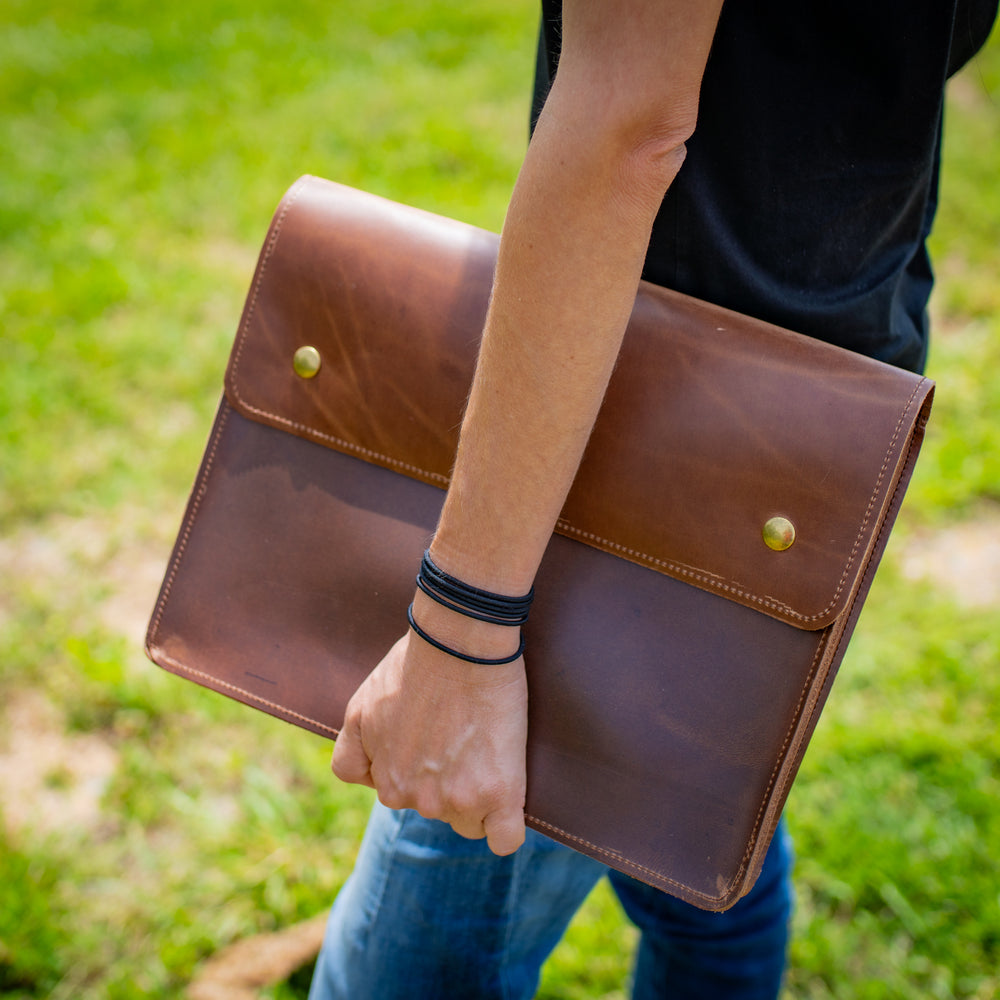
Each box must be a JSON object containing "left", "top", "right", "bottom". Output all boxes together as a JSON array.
[{"left": 308, "top": 801, "right": 793, "bottom": 999}]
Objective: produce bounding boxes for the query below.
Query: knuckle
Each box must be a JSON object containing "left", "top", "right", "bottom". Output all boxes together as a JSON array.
[
  {"left": 450, "top": 818, "right": 486, "bottom": 841},
  {"left": 378, "top": 788, "right": 406, "bottom": 811},
  {"left": 479, "top": 776, "right": 519, "bottom": 812},
  {"left": 414, "top": 787, "right": 443, "bottom": 820},
  {"left": 375, "top": 777, "right": 408, "bottom": 812},
  {"left": 444, "top": 785, "right": 479, "bottom": 817}
]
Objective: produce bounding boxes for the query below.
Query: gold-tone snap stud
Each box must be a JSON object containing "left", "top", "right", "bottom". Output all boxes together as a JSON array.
[
  {"left": 292, "top": 345, "right": 321, "bottom": 379},
  {"left": 762, "top": 516, "right": 796, "bottom": 552}
]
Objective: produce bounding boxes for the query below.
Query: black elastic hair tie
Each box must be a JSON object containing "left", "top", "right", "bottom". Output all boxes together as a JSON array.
[
  {"left": 416, "top": 550, "right": 534, "bottom": 627},
  {"left": 407, "top": 604, "right": 526, "bottom": 665}
]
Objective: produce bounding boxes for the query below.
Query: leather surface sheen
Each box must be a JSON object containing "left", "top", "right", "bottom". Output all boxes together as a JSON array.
[{"left": 147, "top": 176, "right": 934, "bottom": 910}]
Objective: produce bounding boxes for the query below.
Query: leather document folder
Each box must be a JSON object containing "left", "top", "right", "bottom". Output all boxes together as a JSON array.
[{"left": 147, "top": 176, "right": 934, "bottom": 910}]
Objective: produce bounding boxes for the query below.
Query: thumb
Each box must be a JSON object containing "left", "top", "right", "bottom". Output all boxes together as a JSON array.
[
  {"left": 483, "top": 806, "right": 526, "bottom": 857},
  {"left": 332, "top": 710, "right": 375, "bottom": 789}
]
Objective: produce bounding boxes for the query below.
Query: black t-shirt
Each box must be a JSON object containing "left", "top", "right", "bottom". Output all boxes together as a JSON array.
[{"left": 531, "top": 1, "right": 998, "bottom": 372}]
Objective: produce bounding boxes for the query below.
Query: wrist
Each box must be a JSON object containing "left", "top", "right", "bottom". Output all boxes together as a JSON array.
[{"left": 426, "top": 536, "right": 538, "bottom": 598}]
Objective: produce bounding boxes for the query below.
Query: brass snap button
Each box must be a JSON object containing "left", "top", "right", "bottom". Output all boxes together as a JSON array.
[
  {"left": 292, "top": 345, "right": 321, "bottom": 379},
  {"left": 762, "top": 516, "right": 795, "bottom": 552}
]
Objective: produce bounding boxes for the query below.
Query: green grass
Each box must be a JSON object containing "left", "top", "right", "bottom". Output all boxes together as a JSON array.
[
  {"left": 1, "top": 4, "right": 999, "bottom": 998},
  {"left": 0, "top": 0, "right": 531, "bottom": 531}
]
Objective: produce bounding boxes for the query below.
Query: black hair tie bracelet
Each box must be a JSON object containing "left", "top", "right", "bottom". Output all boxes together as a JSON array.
[
  {"left": 416, "top": 550, "right": 534, "bottom": 626},
  {"left": 407, "top": 550, "right": 534, "bottom": 665},
  {"left": 406, "top": 604, "right": 526, "bottom": 665}
]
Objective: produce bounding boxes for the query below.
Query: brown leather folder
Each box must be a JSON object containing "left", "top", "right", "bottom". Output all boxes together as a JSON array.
[{"left": 146, "top": 175, "right": 934, "bottom": 910}]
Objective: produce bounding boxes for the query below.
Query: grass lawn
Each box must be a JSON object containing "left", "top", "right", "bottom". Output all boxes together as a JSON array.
[{"left": 1, "top": 3, "right": 998, "bottom": 997}]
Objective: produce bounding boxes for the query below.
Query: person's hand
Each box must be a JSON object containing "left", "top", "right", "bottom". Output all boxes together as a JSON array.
[{"left": 331, "top": 628, "right": 528, "bottom": 856}]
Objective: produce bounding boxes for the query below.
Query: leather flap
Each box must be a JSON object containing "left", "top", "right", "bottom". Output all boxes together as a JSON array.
[{"left": 225, "top": 176, "right": 933, "bottom": 630}]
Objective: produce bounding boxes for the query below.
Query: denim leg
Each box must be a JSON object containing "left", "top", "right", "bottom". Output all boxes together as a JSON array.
[
  {"left": 308, "top": 799, "right": 606, "bottom": 1000},
  {"left": 609, "top": 819, "right": 794, "bottom": 1000}
]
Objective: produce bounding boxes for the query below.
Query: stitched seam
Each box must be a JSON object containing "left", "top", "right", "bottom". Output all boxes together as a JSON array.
[
  {"left": 228, "top": 176, "right": 310, "bottom": 405},
  {"left": 150, "top": 176, "right": 318, "bottom": 643},
  {"left": 752, "top": 415, "right": 929, "bottom": 862},
  {"left": 727, "top": 637, "right": 829, "bottom": 882},
  {"left": 551, "top": 522, "right": 800, "bottom": 619},
  {"left": 155, "top": 650, "right": 339, "bottom": 737},
  {"left": 230, "top": 402, "right": 451, "bottom": 485},
  {"left": 147, "top": 403, "right": 232, "bottom": 645},
  {"left": 525, "top": 815, "right": 723, "bottom": 902},
  {"left": 225, "top": 176, "right": 452, "bottom": 487}
]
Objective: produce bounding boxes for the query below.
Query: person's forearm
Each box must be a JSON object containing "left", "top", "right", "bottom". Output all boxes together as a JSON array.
[
  {"left": 432, "top": 123, "right": 683, "bottom": 598},
  {"left": 428, "top": 0, "right": 724, "bottom": 607}
]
